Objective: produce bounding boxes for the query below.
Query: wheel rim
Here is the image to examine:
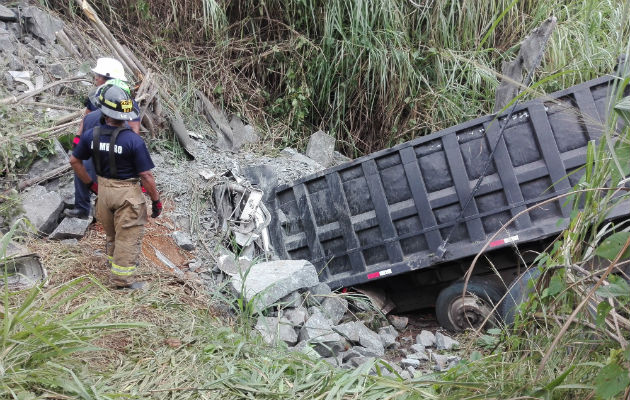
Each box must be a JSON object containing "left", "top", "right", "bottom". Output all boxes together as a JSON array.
[{"left": 447, "top": 294, "right": 495, "bottom": 330}]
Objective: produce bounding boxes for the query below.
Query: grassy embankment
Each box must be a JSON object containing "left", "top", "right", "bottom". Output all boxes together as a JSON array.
[{"left": 2, "top": 0, "right": 629, "bottom": 398}]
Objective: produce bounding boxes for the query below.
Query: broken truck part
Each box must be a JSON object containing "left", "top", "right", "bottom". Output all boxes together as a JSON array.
[
  {"left": 266, "top": 73, "right": 630, "bottom": 331},
  {"left": 1, "top": 242, "right": 47, "bottom": 291}
]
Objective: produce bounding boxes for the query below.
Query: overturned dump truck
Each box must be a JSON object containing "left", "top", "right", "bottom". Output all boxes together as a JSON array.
[{"left": 267, "top": 73, "right": 630, "bottom": 331}]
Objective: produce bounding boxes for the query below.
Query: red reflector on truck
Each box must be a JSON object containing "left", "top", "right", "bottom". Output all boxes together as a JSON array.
[
  {"left": 367, "top": 268, "right": 392, "bottom": 280},
  {"left": 489, "top": 235, "right": 519, "bottom": 247}
]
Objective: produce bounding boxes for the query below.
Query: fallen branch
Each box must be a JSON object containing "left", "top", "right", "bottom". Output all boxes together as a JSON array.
[
  {"left": 18, "top": 101, "right": 81, "bottom": 112},
  {"left": 17, "top": 164, "right": 72, "bottom": 191},
  {"left": 75, "top": 0, "right": 142, "bottom": 79},
  {"left": 0, "top": 77, "right": 85, "bottom": 105}
]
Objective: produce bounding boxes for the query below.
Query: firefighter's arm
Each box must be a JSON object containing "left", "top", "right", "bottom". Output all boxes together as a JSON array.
[
  {"left": 70, "top": 155, "right": 98, "bottom": 194},
  {"left": 139, "top": 170, "right": 162, "bottom": 217}
]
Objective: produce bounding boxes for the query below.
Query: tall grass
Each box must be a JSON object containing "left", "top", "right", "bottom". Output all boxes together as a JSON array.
[{"left": 49, "top": 0, "right": 630, "bottom": 156}]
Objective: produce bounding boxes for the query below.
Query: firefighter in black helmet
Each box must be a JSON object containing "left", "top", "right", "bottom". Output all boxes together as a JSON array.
[{"left": 70, "top": 82, "right": 162, "bottom": 289}]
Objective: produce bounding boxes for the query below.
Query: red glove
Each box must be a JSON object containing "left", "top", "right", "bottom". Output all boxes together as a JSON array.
[
  {"left": 151, "top": 199, "right": 162, "bottom": 218},
  {"left": 141, "top": 185, "right": 147, "bottom": 193},
  {"left": 72, "top": 135, "right": 80, "bottom": 148},
  {"left": 86, "top": 181, "right": 98, "bottom": 194}
]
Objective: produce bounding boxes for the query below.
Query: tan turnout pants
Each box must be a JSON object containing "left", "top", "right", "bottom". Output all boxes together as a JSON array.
[{"left": 96, "top": 177, "right": 147, "bottom": 284}]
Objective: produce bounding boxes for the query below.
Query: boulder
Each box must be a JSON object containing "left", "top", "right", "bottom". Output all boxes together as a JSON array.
[
  {"left": 305, "top": 130, "right": 335, "bottom": 167},
  {"left": 228, "top": 115, "right": 260, "bottom": 150},
  {"left": 387, "top": 315, "right": 408, "bottom": 330},
  {"left": 0, "top": 27, "right": 16, "bottom": 53},
  {"left": 304, "top": 282, "right": 331, "bottom": 306},
  {"left": 0, "top": 5, "right": 16, "bottom": 22},
  {"left": 282, "top": 306, "right": 309, "bottom": 326},
  {"left": 277, "top": 291, "right": 302, "bottom": 308},
  {"left": 298, "top": 313, "right": 344, "bottom": 357},
  {"left": 320, "top": 296, "right": 348, "bottom": 325},
  {"left": 332, "top": 321, "right": 384, "bottom": 356},
  {"left": 48, "top": 216, "right": 92, "bottom": 240},
  {"left": 416, "top": 330, "right": 436, "bottom": 348},
  {"left": 26, "top": 139, "right": 69, "bottom": 180},
  {"left": 21, "top": 185, "right": 64, "bottom": 234},
  {"left": 21, "top": 6, "right": 64, "bottom": 43},
  {"left": 231, "top": 259, "right": 319, "bottom": 313},
  {"left": 401, "top": 358, "right": 421, "bottom": 368},
  {"left": 255, "top": 316, "right": 298, "bottom": 345},
  {"left": 435, "top": 332, "right": 460, "bottom": 351},
  {"left": 172, "top": 231, "right": 195, "bottom": 251}
]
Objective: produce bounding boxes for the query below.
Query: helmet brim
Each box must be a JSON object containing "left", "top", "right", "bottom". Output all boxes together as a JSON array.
[{"left": 100, "top": 106, "right": 139, "bottom": 121}]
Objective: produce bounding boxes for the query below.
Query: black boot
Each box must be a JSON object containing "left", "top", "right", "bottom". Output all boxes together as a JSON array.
[{"left": 64, "top": 208, "right": 89, "bottom": 219}]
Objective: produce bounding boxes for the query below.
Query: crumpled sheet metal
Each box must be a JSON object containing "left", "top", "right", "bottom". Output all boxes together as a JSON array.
[{"left": 1, "top": 242, "right": 47, "bottom": 291}]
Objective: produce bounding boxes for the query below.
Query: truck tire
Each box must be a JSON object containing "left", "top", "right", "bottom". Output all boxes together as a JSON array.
[
  {"left": 500, "top": 268, "right": 542, "bottom": 326},
  {"left": 435, "top": 277, "right": 504, "bottom": 332}
]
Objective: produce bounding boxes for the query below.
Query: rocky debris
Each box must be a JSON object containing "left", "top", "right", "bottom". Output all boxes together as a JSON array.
[
  {"left": 320, "top": 296, "right": 348, "bottom": 325},
  {"left": 280, "top": 147, "right": 324, "bottom": 172},
  {"left": 417, "top": 330, "right": 436, "bottom": 348},
  {"left": 21, "top": 6, "right": 64, "bottom": 44},
  {"left": 255, "top": 316, "right": 298, "bottom": 345},
  {"left": 387, "top": 315, "right": 408, "bottom": 330},
  {"left": 172, "top": 230, "right": 195, "bottom": 251},
  {"left": 401, "top": 358, "right": 421, "bottom": 369},
  {"left": 0, "top": 5, "right": 17, "bottom": 22},
  {"left": 435, "top": 331, "right": 460, "bottom": 350},
  {"left": 299, "top": 313, "right": 345, "bottom": 357},
  {"left": 306, "top": 130, "right": 336, "bottom": 168},
  {"left": 432, "top": 354, "right": 461, "bottom": 372},
  {"left": 229, "top": 115, "right": 260, "bottom": 150},
  {"left": 48, "top": 216, "right": 92, "bottom": 240},
  {"left": 20, "top": 185, "right": 64, "bottom": 234},
  {"left": 231, "top": 259, "right": 319, "bottom": 313},
  {"left": 378, "top": 325, "right": 398, "bottom": 349},
  {"left": 26, "top": 139, "right": 68, "bottom": 180}
]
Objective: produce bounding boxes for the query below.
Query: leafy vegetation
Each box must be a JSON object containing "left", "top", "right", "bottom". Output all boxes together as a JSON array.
[{"left": 50, "top": 0, "right": 630, "bottom": 156}]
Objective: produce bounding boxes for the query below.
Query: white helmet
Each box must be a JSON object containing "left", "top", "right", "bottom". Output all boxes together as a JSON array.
[{"left": 91, "top": 57, "right": 127, "bottom": 81}]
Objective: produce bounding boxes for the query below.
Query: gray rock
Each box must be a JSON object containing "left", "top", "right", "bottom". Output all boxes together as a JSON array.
[
  {"left": 228, "top": 115, "right": 260, "bottom": 150},
  {"left": 305, "top": 282, "right": 331, "bottom": 306},
  {"left": 339, "top": 348, "right": 362, "bottom": 362},
  {"left": 282, "top": 306, "right": 309, "bottom": 326},
  {"left": 172, "top": 230, "right": 195, "bottom": 251},
  {"left": 22, "top": 6, "right": 64, "bottom": 43},
  {"left": 387, "top": 315, "right": 408, "bottom": 330},
  {"left": 320, "top": 296, "right": 348, "bottom": 325},
  {"left": 331, "top": 151, "right": 352, "bottom": 166},
  {"left": 0, "top": 27, "right": 16, "bottom": 53},
  {"left": 378, "top": 330, "right": 398, "bottom": 349},
  {"left": 305, "top": 130, "right": 335, "bottom": 167},
  {"left": 407, "top": 350, "right": 429, "bottom": 361},
  {"left": 435, "top": 332, "right": 460, "bottom": 350},
  {"left": 255, "top": 316, "right": 298, "bottom": 345},
  {"left": 353, "top": 345, "right": 381, "bottom": 358},
  {"left": 333, "top": 321, "right": 361, "bottom": 342},
  {"left": 416, "top": 330, "right": 436, "bottom": 348},
  {"left": 21, "top": 185, "right": 64, "bottom": 234},
  {"left": 49, "top": 216, "right": 92, "bottom": 240},
  {"left": 0, "top": 5, "right": 16, "bottom": 22},
  {"left": 60, "top": 238, "right": 78, "bottom": 245},
  {"left": 231, "top": 259, "right": 319, "bottom": 313},
  {"left": 278, "top": 291, "right": 302, "bottom": 308},
  {"left": 332, "top": 321, "right": 384, "bottom": 356},
  {"left": 432, "top": 354, "right": 455, "bottom": 372},
  {"left": 26, "top": 139, "right": 68, "bottom": 180},
  {"left": 378, "top": 325, "right": 398, "bottom": 337},
  {"left": 298, "top": 313, "right": 340, "bottom": 343},
  {"left": 280, "top": 147, "right": 324, "bottom": 172},
  {"left": 298, "top": 313, "right": 344, "bottom": 357},
  {"left": 48, "top": 63, "right": 67, "bottom": 79},
  {"left": 401, "top": 358, "right": 421, "bottom": 368},
  {"left": 350, "top": 356, "right": 373, "bottom": 368},
  {"left": 410, "top": 343, "right": 426, "bottom": 354}
]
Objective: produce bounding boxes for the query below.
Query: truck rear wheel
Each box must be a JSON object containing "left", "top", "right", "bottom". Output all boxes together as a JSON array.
[
  {"left": 435, "top": 278, "right": 504, "bottom": 331},
  {"left": 500, "top": 268, "right": 542, "bottom": 326}
]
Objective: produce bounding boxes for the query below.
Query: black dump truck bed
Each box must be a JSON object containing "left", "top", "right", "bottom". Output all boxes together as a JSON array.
[{"left": 267, "top": 74, "right": 628, "bottom": 300}]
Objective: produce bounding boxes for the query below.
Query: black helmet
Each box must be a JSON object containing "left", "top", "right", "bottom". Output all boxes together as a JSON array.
[{"left": 97, "top": 82, "right": 139, "bottom": 121}]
